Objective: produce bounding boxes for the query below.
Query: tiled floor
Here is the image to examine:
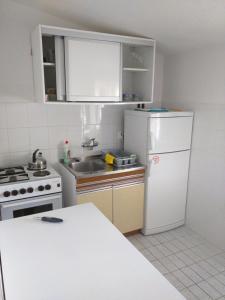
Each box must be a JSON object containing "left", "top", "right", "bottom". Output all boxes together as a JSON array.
[{"left": 127, "top": 226, "right": 225, "bottom": 300}]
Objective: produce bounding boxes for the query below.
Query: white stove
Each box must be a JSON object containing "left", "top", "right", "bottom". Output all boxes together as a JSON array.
[{"left": 0, "top": 166, "right": 62, "bottom": 220}]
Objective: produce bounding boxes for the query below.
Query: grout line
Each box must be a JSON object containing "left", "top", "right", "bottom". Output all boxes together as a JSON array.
[{"left": 129, "top": 227, "right": 225, "bottom": 298}]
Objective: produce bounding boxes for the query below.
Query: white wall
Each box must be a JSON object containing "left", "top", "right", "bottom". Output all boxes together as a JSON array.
[
  {"left": 162, "top": 44, "right": 225, "bottom": 249},
  {"left": 154, "top": 50, "right": 164, "bottom": 106},
  {"left": 0, "top": 0, "right": 82, "bottom": 103}
]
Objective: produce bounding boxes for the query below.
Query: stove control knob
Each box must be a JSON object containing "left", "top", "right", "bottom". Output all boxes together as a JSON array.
[
  {"left": 38, "top": 185, "right": 44, "bottom": 192},
  {"left": 27, "top": 187, "right": 34, "bottom": 193},
  {"left": 12, "top": 190, "right": 18, "bottom": 196},
  {"left": 45, "top": 184, "right": 51, "bottom": 190},
  {"left": 3, "top": 191, "right": 10, "bottom": 197},
  {"left": 20, "top": 188, "right": 26, "bottom": 195}
]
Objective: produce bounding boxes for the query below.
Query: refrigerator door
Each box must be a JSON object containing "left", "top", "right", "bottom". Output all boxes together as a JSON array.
[
  {"left": 148, "top": 116, "right": 193, "bottom": 154},
  {"left": 143, "top": 150, "right": 190, "bottom": 235}
]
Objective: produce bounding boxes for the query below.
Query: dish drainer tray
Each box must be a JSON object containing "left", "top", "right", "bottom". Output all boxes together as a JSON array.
[{"left": 102, "top": 149, "right": 137, "bottom": 167}]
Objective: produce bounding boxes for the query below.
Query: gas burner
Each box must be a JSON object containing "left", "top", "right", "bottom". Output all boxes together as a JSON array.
[
  {"left": 0, "top": 166, "right": 25, "bottom": 177},
  {"left": 0, "top": 173, "right": 29, "bottom": 184},
  {"left": 33, "top": 170, "right": 50, "bottom": 177},
  {"left": 6, "top": 169, "right": 16, "bottom": 176}
]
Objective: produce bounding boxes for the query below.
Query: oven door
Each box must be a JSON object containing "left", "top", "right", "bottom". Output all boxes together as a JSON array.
[{"left": 0, "top": 194, "right": 62, "bottom": 221}]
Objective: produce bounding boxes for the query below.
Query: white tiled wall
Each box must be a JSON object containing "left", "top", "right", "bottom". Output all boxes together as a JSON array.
[
  {"left": 0, "top": 103, "right": 126, "bottom": 167},
  {"left": 162, "top": 44, "right": 225, "bottom": 250}
]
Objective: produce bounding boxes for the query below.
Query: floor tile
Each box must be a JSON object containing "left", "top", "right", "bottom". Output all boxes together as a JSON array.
[
  {"left": 190, "top": 263, "right": 211, "bottom": 280},
  {"left": 127, "top": 226, "right": 225, "bottom": 299},
  {"left": 180, "top": 288, "right": 198, "bottom": 299},
  {"left": 159, "top": 257, "right": 178, "bottom": 272},
  {"left": 164, "top": 273, "right": 185, "bottom": 291},
  {"left": 198, "top": 280, "right": 221, "bottom": 299},
  {"left": 181, "top": 266, "right": 203, "bottom": 284},
  {"left": 215, "top": 273, "right": 225, "bottom": 285},
  {"left": 145, "top": 235, "right": 161, "bottom": 246},
  {"left": 173, "top": 270, "right": 195, "bottom": 287},
  {"left": 155, "top": 244, "right": 173, "bottom": 256},
  {"left": 168, "top": 254, "right": 186, "bottom": 269},
  {"left": 176, "top": 251, "right": 195, "bottom": 266},
  {"left": 163, "top": 241, "right": 180, "bottom": 254},
  {"left": 188, "top": 284, "right": 211, "bottom": 299},
  {"left": 135, "top": 234, "right": 152, "bottom": 248},
  {"left": 147, "top": 245, "right": 165, "bottom": 259},
  {"left": 171, "top": 239, "right": 187, "bottom": 251},
  {"left": 207, "top": 277, "right": 225, "bottom": 295},
  {"left": 139, "top": 248, "right": 156, "bottom": 262},
  {"left": 128, "top": 237, "right": 145, "bottom": 250},
  {"left": 151, "top": 260, "right": 169, "bottom": 275},
  {"left": 207, "top": 257, "right": 225, "bottom": 273},
  {"left": 198, "top": 260, "right": 219, "bottom": 276},
  {"left": 183, "top": 248, "right": 202, "bottom": 263}
]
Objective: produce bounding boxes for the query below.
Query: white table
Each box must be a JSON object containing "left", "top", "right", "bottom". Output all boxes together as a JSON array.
[{"left": 0, "top": 204, "right": 184, "bottom": 300}]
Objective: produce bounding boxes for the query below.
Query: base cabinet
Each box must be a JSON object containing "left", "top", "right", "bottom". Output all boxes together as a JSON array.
[
  {"left": 76, "top": 183, "right": 144, "bottom": 233},
  {"left": 113, "top": 183, "right": 144, "bottom": 233},
  {"left": 77, "top": 188, "right": 113, "bottom": 221}
]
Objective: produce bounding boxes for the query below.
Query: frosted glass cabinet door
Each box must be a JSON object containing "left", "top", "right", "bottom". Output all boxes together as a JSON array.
[
  {"left": 65, "top": 38, "right": 121, "bottom": 102},
  {"left": 76, "top": 188, "right": 113, "bottom": 221}
]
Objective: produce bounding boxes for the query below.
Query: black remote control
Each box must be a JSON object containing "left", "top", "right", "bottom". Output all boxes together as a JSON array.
[{"left": 41, "top": 216, "right": 63, "bottom": 223}]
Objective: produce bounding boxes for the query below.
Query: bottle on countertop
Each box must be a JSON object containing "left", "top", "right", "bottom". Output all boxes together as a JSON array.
[{"left": 63, "top": 140, "right": 70, "bottom": 164}]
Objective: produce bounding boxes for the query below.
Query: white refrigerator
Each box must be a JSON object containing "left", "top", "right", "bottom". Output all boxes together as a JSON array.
[{"left": 124, "top": 110, "right": 193, "bottom": 235}]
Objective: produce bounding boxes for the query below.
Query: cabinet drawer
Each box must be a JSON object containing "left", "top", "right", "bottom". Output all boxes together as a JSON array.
[
  {"left": 77, "top": 188, "right": 113, "bottom": 221},
  {"left": 113, "top": 183, "right": 144, "bottom": 233}
]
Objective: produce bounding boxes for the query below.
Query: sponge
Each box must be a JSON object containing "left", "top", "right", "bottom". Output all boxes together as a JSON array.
[{"left": 105, "top": 153, "right": 115, "bottom": 165}]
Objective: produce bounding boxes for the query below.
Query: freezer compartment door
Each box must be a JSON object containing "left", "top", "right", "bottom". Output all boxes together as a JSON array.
[
  {"left": 144, "top": 151, "right": 190, "bottom": 233},
  {"left": 148, "top": 116, "right": 193, "bottom": 154}
]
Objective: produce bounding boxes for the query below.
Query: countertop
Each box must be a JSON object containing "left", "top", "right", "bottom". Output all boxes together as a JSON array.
[{"left": 0, "top": 204, "right": 183, "bottom": 300}]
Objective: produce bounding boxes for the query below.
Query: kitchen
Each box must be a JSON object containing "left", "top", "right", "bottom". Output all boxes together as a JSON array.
[{"left": 1, "top": 0, "right": 225, "bottom": 299}]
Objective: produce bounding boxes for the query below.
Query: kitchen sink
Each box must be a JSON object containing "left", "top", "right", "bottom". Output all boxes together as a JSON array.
[{"left": 68, "top": 158, "right": 106, "bottom": 174}]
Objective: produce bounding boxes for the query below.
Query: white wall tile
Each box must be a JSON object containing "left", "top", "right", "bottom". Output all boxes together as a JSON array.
[
  {"left": 83, "top": 105, "right": 102, "bottom": 125},
  {"left": 9, "top": 151, "right": 30, "bottom": 166},
  {"left": 66, "top": 126, "right": 83, "bottom": 148},
  {"left": 47, "top": 105, "right": 83, "bottom": 126},
  {"left": 27, "top": 103, "right": 47, "bottom": 127},
  {"left": 0, "top": 104, "right": 7, "bottom": 128},
  {"left": 6, "top": 103, "right": 28, "bottom": 128},
  {"left": 83, "top": 124, "right": 102, "bottom": 151},
  {"left": 0, "top": 154, "right": 11, "bottom": 168},
  {"left": 8, "top": 128, "right": 29, "bottom": 152},
  {"left": 0, "top": 129, "right": 9, "bottom": 154},
  {"left": 1, "top": 102, "right": 126, "bottom": 165},
  {"left": 29, "top": 127, "right": 49, "bottom": 150},
  {"left": 162, "top": 45, "right": 225, "bottom": 250},
  {"left": 48, "top": 126, "right": 68, "bottom": 149}
]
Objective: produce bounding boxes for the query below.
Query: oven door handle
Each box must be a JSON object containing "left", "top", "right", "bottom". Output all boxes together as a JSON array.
[{"left": 1, "top": 195, "right": 59, "bottom": 209}]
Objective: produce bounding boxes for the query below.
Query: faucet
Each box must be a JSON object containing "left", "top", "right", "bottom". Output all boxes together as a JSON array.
[{"left": 82, "top": 138, "right": 99, "bottom": 150}]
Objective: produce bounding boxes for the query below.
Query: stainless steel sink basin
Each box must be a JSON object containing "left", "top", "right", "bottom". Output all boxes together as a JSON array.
[{"left": 68, "top": 159, "right": 106, "bottom": 174}]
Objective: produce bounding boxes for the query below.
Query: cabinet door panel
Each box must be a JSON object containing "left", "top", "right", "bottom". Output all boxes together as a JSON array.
[
  {"left": 77, "top": 189, "right": 113, "bottom": 221},
  {"left": 65, "top": 38, "right": 120, "bottom": 102},
  {"left": 113, "top": 183, "right": 144, "bottom": 233}
]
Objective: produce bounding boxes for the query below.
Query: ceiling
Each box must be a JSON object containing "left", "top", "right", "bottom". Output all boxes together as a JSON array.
[{"left": 13, "top": 0, "right": 225, "bottom": 53}]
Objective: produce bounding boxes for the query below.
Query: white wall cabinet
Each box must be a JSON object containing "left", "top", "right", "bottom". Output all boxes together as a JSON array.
[
  {"left": 65, "top": 38, "right": 121, "bottom": 102},
  {"left": 31, "top": 24, "right": 155, "bottom": 104},
  {"left": 76, "top": 182, "right": 144, "bottom": 234}
]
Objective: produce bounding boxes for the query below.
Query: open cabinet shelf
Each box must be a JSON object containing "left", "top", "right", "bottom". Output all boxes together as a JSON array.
[
  {"left": 43, "top": 62, "right": 55, "bottom": 67},
  {"left": 123, "top": 67, "right": 149, "bottom": 72}
]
